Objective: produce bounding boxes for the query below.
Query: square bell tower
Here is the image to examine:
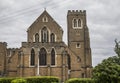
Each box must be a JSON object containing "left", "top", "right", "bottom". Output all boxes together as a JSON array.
[{"left": 67, "top": 10, "right": 92, "bottom": 77}]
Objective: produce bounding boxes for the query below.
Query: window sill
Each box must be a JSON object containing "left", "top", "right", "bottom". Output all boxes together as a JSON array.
[{"left": 73, "top": 27, "right": 82, "bottom": 29}]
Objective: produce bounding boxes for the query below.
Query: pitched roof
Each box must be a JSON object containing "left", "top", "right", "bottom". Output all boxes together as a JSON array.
[{"left": 27, "top": 10, "right": 63, "bottom": 32}]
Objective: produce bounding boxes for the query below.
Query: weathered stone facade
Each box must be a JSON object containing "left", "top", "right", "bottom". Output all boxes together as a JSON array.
[
  {"left": 0, "top": 42, "right": 7, "bottom": 76},
  {"left": 0, "top": 10, "right": 92, "bottom": 82}
]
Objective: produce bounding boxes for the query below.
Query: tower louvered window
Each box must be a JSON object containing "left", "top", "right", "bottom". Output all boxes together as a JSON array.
[
  {"left": 73, "top": 18, "right": 82, "bottom": 29},
  {"left": 78, "top": 19, "right": 81, "bottom": 27},
  {"left": 73, "top": 19, "right": 77, "bottom": 27}
]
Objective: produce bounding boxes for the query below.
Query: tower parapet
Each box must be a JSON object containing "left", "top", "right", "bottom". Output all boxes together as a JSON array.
[
  {"left": 68, "top": 10, "right": 86, "bottom": 15},
  {"left": 0, "top": 42, "right": 7, "bottom": 47}
]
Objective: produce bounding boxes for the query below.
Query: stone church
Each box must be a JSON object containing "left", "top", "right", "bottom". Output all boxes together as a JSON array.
[{"left": 0, "top": 10, "right": 92, "bottom": 81}]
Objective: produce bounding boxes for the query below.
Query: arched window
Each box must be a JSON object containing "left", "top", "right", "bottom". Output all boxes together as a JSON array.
[
  {"left": 41, "top": 27, "right": 49, "bottom": 43},
  {"left": 51, "top": 48, "right": 55, "bottom": 65},
  {"left": 67, "top": 54, "right": 71, "bottom": 69},
  {"left": 73, "top": 19, "right": 77, "bottom": 27},
  {"left": 42, "top": 16, "right": 48, "bottom": 22},
  {"left": 30, "top": 49, "right": 35, "bottom": 66},
  {"left": 78, "top": 19, "right": 81, "bottom": 27},
  {"left": 39, "top": 48, "right": 47, "bottom": 66},
  {"left": 35, "top": 33, "right": 39, "bottom": 42},
  {"left": 50, "top": 33, "right": 55, "bottom": 43}
]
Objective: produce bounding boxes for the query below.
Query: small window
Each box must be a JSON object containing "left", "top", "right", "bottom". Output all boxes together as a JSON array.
[
  {"left": 35, "top": 33, "right": 39, "bottom": 42},
  {"left": 42, "top": 16, "right": 48, "bottom": 22},
  {"left": 76, "top": 43, "right": 81, "bottom": 48},
  {"left": 50, "top": 33, "right": 55, "bottom": 43}
]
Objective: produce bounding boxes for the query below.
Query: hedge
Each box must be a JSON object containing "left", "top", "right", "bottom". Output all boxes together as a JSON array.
[
  {"left": 0, "top": 78, "right": 15, "bottom": 83},
  {"left": 0, "top": 76, "right": 59, "bottom": 83},
  {"left": 26, "top": 76, "right": 59, "bottom": 83},
  {"left": 11, "top": 79, "right": 27, "bottom": 83},
  {"left": 65, "top": 78, "right": 94, "bottom": 83}
]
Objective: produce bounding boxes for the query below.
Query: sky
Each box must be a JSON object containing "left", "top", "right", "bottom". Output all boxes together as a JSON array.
[{"left": 0, "top": 0, "right": 120, "bottom": 66}]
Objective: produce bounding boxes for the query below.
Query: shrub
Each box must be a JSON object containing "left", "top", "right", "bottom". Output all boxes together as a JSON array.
[
  {"left": 11, "top": 79, "right": 27, "bottom": 83},
  {"left": 0, "top": 78, "right": 14, "bottom": 83},
  {"left": 0, "top": 76, "right": 59, "bottom": 83},
  {"left": 26, "top": 76, "right": 59, "bottom": 83},
  {"left": 65, "top": 78, "right": 94, "bottom": 83}
]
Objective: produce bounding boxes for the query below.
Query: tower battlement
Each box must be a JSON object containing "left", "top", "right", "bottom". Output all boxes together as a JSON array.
[
  {"left": 8, "top": 48, "right": 19, "bottom": 50},
  {"left": 0, "top": 42, "right": 7, "bottom": 47},
  {"left": 68, "top": 10, "right": 86, "bottom": 15}
]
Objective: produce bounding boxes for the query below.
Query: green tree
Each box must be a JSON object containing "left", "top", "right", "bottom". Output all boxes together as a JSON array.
[
  {"left": 92, "top": 57, "right": 120, "bottom": 83},
  {"left": 92, "top": 40, "right": 120, "bottom": 83},
  {"left": 114, "top": 39, "right": 120, "bottom": 57}
]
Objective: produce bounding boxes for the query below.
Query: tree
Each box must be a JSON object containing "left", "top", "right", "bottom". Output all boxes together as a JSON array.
[
  {"left": 114, "top": 39, "right": 120, "bottom": 57},
  {"left": 92, "top": 57, "right": 120, "bottom": 83},
  {"left": 92, "top": 40, "right": 120, "bottom": 83}
]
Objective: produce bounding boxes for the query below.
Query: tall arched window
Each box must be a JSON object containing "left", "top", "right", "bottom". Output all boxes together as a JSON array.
[
  {"left": 35, "top": 33, "right": 39, "bottom": 42},
  {"left": 39, "top": 48, "right": 47, "bottom": 66},
  {"left": 78, "top": 19, "right": 81, "bottom": 27},
  {"left": 41, "top": 27, "right": 49, "bottom": 43},
  {"left": 51, "top": 48, "right": 55, "bottom": 65},
  {"left": 73, "top": 19, "right": 77, "bottom": 27},
  {"left": 67, "top": 54, "right": 71, "bottom": 69},
  {"left": 50, "top": 33, "right": 55, "bottom": 43},
  {"left": 30, "top": 49, "right": 35, "bottom": 66}
]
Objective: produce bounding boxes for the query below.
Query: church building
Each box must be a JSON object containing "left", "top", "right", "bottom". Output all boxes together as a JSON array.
[{"left": 0, "top": 10, "right": 92, "bottom": 82}]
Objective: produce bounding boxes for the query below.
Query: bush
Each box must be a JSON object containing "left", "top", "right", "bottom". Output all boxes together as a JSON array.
[
  {"left": 26, "top": 76, "right": 59, "bottom": 83},
  {"left": 0, "top": 76, "right": 59, "bottom": 83},
  {"left": 0, "top": 78, "right": 14, "bottom": 83},
  {"left": 11, "top": 79, "right": 27, "bottom": 83},
  {"left": 65, "top": 78, "right": 94, "bottom": 83}
]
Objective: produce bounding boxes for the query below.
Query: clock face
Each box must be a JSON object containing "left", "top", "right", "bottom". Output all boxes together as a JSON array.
[{"left": 72, "top": 18, "right": 83, "bottom": 29}]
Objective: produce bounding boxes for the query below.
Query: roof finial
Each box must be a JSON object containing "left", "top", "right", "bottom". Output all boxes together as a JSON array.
[{"left": 44, "top": 7, "right": 46, "bottom": 11}]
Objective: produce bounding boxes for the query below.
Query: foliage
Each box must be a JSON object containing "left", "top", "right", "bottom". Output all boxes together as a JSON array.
[
  {"left": 92, "top": 56, "right": 120, "bottom": 83},
  {"left": 114, "top": 39, "right": 120, "bottom": 57},
  {"left": 92, "top": 39, "right": 120, "bottom": 83},
  {"left": 11, "top": 79, "right": 27, "bottom": 83},
  {"left": 0, "top": 76, "right": 59, "bottom": 83},
  {"left": 65, "top": 78, "right": 94, "bottom": 83},
  {"left": 26, "top": 76, "right": 59, "bottom": 83},
  {"left": 0, "top": 78, "right": 14, "bottom": 83}
]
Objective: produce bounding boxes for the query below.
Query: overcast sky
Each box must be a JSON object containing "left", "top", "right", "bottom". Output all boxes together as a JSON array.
[{"left": 0, "top": 0, "right": 120, "bottom": 66}]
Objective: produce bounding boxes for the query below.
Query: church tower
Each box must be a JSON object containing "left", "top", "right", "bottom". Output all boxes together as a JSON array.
[
  {"left": 0, "top": 42, "right": 7, "bottom": 76},
  {"left": 67, "top": 10, "right": 92, "bottom": 77}
]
